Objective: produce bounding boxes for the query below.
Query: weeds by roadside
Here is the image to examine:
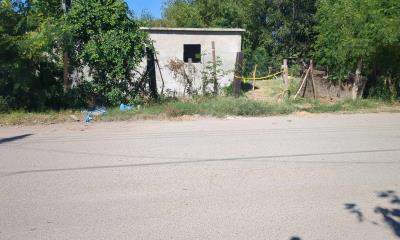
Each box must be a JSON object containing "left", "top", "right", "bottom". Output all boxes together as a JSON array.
[
  {"left": 0, "top": 110, "right": 78, "bottom": 126},
  {"left": 1, "top": 97, "right": 398, "bottom": 126}
]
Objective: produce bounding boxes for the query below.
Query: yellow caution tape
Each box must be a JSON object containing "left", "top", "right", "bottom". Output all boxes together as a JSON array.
[{"left": 235, "top": 71, "right": 283, "bottom": 83}]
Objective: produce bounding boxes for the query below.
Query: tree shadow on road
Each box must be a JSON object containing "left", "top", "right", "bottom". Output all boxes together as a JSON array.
[
  {"left": 289, "top": 236, "right": 301, "bottom": 240},
  {"left": 0, "top": 134, "right": 33, "bottom": 144},
  {"left": 344, "top": 190, "right": 400, "bottom": 238}
]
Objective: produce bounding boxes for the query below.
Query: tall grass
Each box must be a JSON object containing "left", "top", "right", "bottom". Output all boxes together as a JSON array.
[{"left": 0, "top": 97, "right": 397, "bottom": 125}]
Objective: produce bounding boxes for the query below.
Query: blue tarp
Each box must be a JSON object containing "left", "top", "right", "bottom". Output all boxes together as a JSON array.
[{"left": 82, "top": 107, "right": 107, "bottom": 123}]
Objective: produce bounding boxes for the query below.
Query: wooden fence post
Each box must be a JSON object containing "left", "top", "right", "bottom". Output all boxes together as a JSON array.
[
  {"left": 233, "top": 52, "right": 243, "bottom": 98},
  {"left": 146, "top": 48, "right": 158, "bottom": 100},
  {"left": 211, "top": 41, "right": 218, "bottom": 95},
  {"left": 252, "top": 65, "right": 257, "bottom": 92},
  {"left": 310, "top": 60, "right": 317, "bottom": 99},
  {"left": 294, "top": 66, "right": 311, "bottom": 100},
  {"left": 283, "top": 59, "right": 289, "bottom": 97}
]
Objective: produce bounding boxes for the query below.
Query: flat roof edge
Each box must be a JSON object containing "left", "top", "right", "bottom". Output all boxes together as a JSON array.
[{"left": 141, "top": 27, "right": 246, "bottom": 33}]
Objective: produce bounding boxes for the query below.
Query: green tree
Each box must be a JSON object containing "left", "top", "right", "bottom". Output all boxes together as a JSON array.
[
  {"left": 66, "top": 0, "right": 149, "bottom": 105},
  {"left": 162, "top": 0, "right": 204, "bottom": 27},
  {"left": 0, "top": 0, "right": 64, "bottom": 111},
  {"left": 314, "top": 0, "right": 400, "bottom": 98},
  {"left": 159, "top": 0, "right": 317, "bottom": 74},
  {"left": 0, "top": 0, "right": 149, "bottom": 110}
]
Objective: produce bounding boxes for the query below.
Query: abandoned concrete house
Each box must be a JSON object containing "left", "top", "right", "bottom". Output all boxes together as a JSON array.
[{"left": 141, "top": 27, "right": 245, "bottom": 96}]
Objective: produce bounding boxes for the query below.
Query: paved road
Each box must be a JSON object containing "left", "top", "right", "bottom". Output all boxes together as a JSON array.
[{"left": 1, "top": 113, "right": 400, "bottom": 240}]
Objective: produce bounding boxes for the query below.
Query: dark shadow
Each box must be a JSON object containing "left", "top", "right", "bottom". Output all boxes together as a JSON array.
[
  {"left": 0, "top": 134, "right": 33, "bottom": 144},
  {"left": 344, "top": 190, "right": 400, "bottom": 238},
  {"left": 344, "top": 203, "right": 364, "bottom": 222},
  {"left": 375, "top": 191, "right": 400, "bottom": 237},
  {"left": 378, "top": 190, "right": 400, "bottom": 205},
  {"left": 290, "top": 236, "right": 301, "bottom": 240},
  {"left": 241, "top": 82, "right": 258, "bottom": 92}
]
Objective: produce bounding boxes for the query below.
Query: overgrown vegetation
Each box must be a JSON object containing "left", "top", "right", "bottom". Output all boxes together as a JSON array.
[
  {"left": 66, "top": 0, "right": 148, "bottom": 106},
  {"left": 201, "top": 55, "right": 226, "bottom": 96},
  {"left": 147, "top": 0, "right": 400, "bottom": 99},
  {"left": 1, "top": 0, "right": 399, "bottom": 117},
  {"left": 165, "top": 58, "right": 197, "bottom": 96},
  {"left": 1, "top": 97, "right": 398, "bottom": 126},
  {"left": 157, "top": 0, "right": 317, "bottom": 74},
  {"left": 0, "top": 0, "right": 148, "bottom": 112},
  {"left": 314, "top": 0, "right": 400, "bottom": 99}
]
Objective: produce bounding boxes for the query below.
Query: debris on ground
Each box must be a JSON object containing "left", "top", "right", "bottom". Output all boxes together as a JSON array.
[
  {"left": 84, "top": 112, "right": 93, "bottom": 124},
  {"left": 82, "top": 107, "right": 107, "bottom": 124},
  {"left": 119, "top": 103, "right": 135, "bottom": 112},
  {"left": 86, "top": 107, "right": 107, "bottom": 116}
]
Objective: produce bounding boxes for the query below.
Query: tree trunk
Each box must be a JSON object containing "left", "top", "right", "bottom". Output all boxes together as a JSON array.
[
  {"left": 146, "top": 48, "right": 158, "bottom": 100},
  {"left": 63, "top": 51, "right": 70, "bottom": 92},
  {"left": 352, "top": 60, "right": 363, "bottom": 100},
  {"left": 282, "top": 59, "right": 289, "bottom": 98},
  {"left": 233, "top": 52, "right": 243, "bottom": 98},
  {"left": 62, "top": 0, "right": 72, "bottom": 92}
]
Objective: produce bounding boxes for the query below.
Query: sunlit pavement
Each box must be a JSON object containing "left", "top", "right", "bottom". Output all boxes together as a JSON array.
[{"left": 1, "top": 113, "right": 400, "bottom": 240}]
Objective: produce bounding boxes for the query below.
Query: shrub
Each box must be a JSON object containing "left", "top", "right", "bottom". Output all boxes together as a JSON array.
[
  {"left": 63, "top": 81, "right": 96, "bottom": 109},
  {"left": 289, "top": 64, "right": 302, "bottom": 77},
  {"left": 0, "top": 96, "right": 10, "bottom": 113},
  {"left": 367, "top": 76, "right": 398, "bottom": 102},
  {"left": 223, "top": 82, "right": 253, "bottom": 96},
  {"left": 66, "top": 0, "right": 148, "bottom": 105},
  {"left": 105, "top": 88, "right": 126, "bottom": 106}
]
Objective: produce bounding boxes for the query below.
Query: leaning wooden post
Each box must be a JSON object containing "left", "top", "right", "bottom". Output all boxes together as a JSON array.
[
  {"left": 310, "top": 60, "right": 317, "bottom": 99},
  {"left": 146, "top": 48, "right": 158, "bottom": 100},
  {"left": 252, "top": 65, "right": 257, "bottom": 92},
  {"left": 282, "top": 59, "right": 289, "bottom": 97},
  {"left": 294, "top": 66, "right": 310, "bottom": 100},
  {"left": 233, "top": 52, "right": 243, "bottom": 98},
  {"left": 211, "top": 41, "right": 218, "bottom": 95}
]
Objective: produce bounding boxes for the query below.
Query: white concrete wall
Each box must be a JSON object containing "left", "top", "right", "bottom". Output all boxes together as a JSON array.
[{"left": 145, "top": 29, "right": 243, "bottom": 96}]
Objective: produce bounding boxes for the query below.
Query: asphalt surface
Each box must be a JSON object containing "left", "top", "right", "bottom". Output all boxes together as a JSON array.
[{"left": 1, "top": 113, "right": 400, "bottom": 240}]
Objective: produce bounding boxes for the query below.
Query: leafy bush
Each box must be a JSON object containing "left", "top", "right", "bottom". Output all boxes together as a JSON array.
[
  {"left": 201, "top": 56, "right": 226, "bottom": 95},
  {"left": 314, "top": 0, "right": 400, "bottom": 84},
  {"left": 367, "top": 77, "right": 398, "bottom": 102},
  {"left": 66, "top": 0, "right": 149, "bottom": 105},
  {"left": 223, "top": 82, "right": 235, "bottom": 96},
  {"left": 223, "top": 82, "right": 254, "bottom": 96},
  {"left": 63, "top": 81, "right": 96, "bottom": 109},
  {"left": 289, "top": 64, "right": 302, "bottom": 77},
  {"left": 105, "top": 88, "right": 126, "bottom": 106},
  {"left": 0, "top": 96, "right": 9, "bottom": 113},
  {"left": 0, "top": 0, "right": 149, "bottom": 111}
]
